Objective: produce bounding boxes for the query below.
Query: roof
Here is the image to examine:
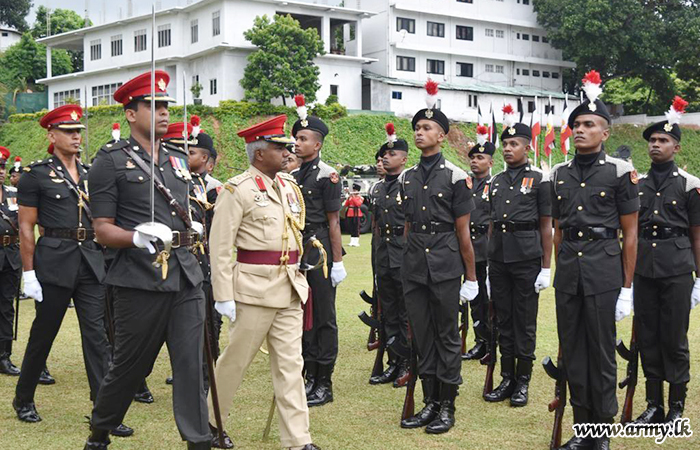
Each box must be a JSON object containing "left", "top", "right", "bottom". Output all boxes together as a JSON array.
[{"left": 362, "top": 70, "right": 576, "bottom": 100}]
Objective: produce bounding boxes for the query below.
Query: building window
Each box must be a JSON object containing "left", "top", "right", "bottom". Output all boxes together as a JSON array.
[
  {"left": 134, "top": 29, "right": 147, "bottom": 52},
  {"left": 457, "top": 62, "right": 473, "bottom": 77},
  {"left": 92, "top": 83, "right": 123, "bottom": 106},
  {"left": 396, "top": 56, "right": 415, "bottom": 72},
  {"left": 110, "top": 35, "right": 122, "bottom": 57},
  {"left": 468, "top": 94, "right": 478, "bottom": 108},
  {"left": 427, "top": 59, "right": 445, "bottom": 75},
  {"left": 158, "top": 24, "right": 171, "bottom": 48},
  {"left": 533, "top": 35, "right": 540, "bottom": 42},
  {"left": 528, "top": 101, "right": 536, "bottom": 113},
  {"left": 210, "top": 79, "right": 218, "bottom": 95},
  {"left": 543, "top": 36, "right": 549, "bottom": 43},
  {"left": 54, "top": 89, "right": 81, "bottom": 107},
  {"left": 523, "top": 0, "right": 530, "bottom": 4},
  {"left": 495, "top": 65, "right": 504, "bottom": 74},
  {"left": 90, "top": 39, "right": 101, "bottom": 61},
  {"left": 1, "top": 32, "right": 7, "bottom": 37},
  {"left": 496, "top": 29, "right": 504, "bottom": 38},
  {"left": 485, "top": 64, "right": 494, "bottom": 73},
  {"left": 397, "top": 17, "right": 415, "bottom": 34},
  {"left": 522, "top": 33, "right": 530, "bottom": 41},
  {"left": 191, "top": 19, "right": 199, "bottom": 43},
  {"left": 392, "top": 91, "right": 403, "bottom": 100},
  {"left": 456, "top": 0, "right": 473, "bottom": 3},
  {"left": 427, "top": 22, "right": 445, "bottom": 38},
  {"left": 543, "top": 71, "right": 550, "bottom": 78},
  {"left": 456, "top": 26, "right": 474, "bottom": 41},
  {"left": 330, "top": 85, "right": 338, "bottom": 96},
  {"left": 532, "top": 70, "right": 540, "bottom": 77},
  {"left": 552, "top": 72, "right": 560, "bottom": 79},
  {"left": 192, "top": 74, "right": 200, "bottom": 85},
  {"left": 485, "top": 28, "right": 494, "bottom": 37},
  {"left": 212, "top": 11, "right": 221, "bottom": 36},
  {"left": 517, "top": 33, "right": 521, "bottom": 39},
  {"left": 522, "top": 69, "right": 530, "bottom": 76},
  {"left": 516, "top": 68, "right": 521, "bottom": 75}
]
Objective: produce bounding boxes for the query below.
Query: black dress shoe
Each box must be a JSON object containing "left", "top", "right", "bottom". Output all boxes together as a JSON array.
[
  {"left": 557, "top": 436, "right": 595, "bottom": 450},
  {"left": 84, "top": 428, "right": 110, "bottom": 450},
  {"left": 0, "top": 353, "right": 20, "bottom": 376},
  {"left": 393, "top": 361, "right": 410, "bottom": 388},
  {"left": 594, "top": 437, "right": 610, "bottom": 450},
  {"left": 400, "top": 401, "right": 440, "bottom": 428},
  {"left": 12, "top": 397, "right": 41, "bottom": 423},
  {"left": 510, "top": 376, "right": 530, "bottom": 407},
  {"left": 38, "top": 367, "right": 55, "bottom": 385},
  {"left": 665, "top": 401, "right": 684, "bottom": 423},
  {"left": 301, "top": 444, "right": 321, "bottom": 450},
  {"left": 134, "top": 386, "right": 154, "bottom": 404},
  {"left": 425, "top": 401, "right": 456, "bottom": 434},
  {"left": 369, "top": 362, "right": 399, "bottom": 385},
  {"left": 484, "top": 377, "right": 515, "bottom": 402},
  {"left": 110, "top": 423, "right": 134, "bottom": 437},
  {"left": 307, "top": 379, "right": 333, "bottom": 407},
  {"left": 304, "top": 374, "right": 316, "bottom": 397},
  {"left": 462, "top": 341, "right": 487, "bottom": 360},
  {"left": 633, "top": 404, "right": 665, "bottom": 424},
  {"left": 210, "top": 424, "right": 234, "bottom": 449},
  {"left": 165, "top": 376, "right": 173, "bottom": 385}
]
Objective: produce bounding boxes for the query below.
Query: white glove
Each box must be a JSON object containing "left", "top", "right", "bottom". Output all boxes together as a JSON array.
[
  {"left": 331, "top": 261, "right": 347, "bottom": 287},
  {"left": 460, "top": 280, "right": 479, "bottom": 303},
  {"left": 23, "top": 270, "right": 43, "bottom": 302},
  {"left": 191, "top": 221, "right": 204, "bottom": 238},
  {"left": 691, "top": 279, "right": 700, "bottom": 310},
  {"left": 534, "top": 268, "right": 552, "bottom": 293},
  {"left": 615, "top": 286, "right": 633, "bottom": 322},
  {"left": 215, "top": 300, "right": 236, "bottom": 322},
  {"left": 132, "top": 230, "right": 158, "bottom": 254}
]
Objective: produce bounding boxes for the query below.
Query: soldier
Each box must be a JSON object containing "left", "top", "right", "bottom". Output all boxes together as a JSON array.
[
  {"left": 462, "top": 126, "right": 494, "bottom": 361},
  {"left": 284, "top": 152, "right": 302, "bottom": 175},
  {"left": 399, "top": 81, "right": 479, "bottom": 434},
  {"left": 0, "top": 146, "right": 21, "bottom": 376},
  {"left": 9, "top": 156, "right": 22, "bottom": 188},
  {"left": 84, "top": 71, "right": 210, "bottom": 450},
  {"left": 344, "top": 183, "right": 364, "bottom": 247},
  {"left": 207, "top": 114, "right": 320, "bottom": 450},
  {"left": 292, "top": 94, "right": 347, "bottom": 407},
  {"left": 632, "top": 96, "right": 699, "bottom": 425},
  {"left": 482, "top": 106, "right": 552, "bottom": 407},
  {"left": 550, "top": 71, "right": 638, "bottom": 450},
  {"left": 368, "top": 124, "right": 410, "bottom": 386}
]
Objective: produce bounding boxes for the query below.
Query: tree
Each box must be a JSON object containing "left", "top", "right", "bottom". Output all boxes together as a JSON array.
[
  {"left": 0, "top": 33, "right": 72, "bottom": 92},
  {"left": 31, "top": 6, "right": 91, "bottom": 39},
  {"left": 240, "top": 14, "right": 325, "bottom": 105},
  {"left": 0, "top": 0, "right": 32, "bottom": 32}
]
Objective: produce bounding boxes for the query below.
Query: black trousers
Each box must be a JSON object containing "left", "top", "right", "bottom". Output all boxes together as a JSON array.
[
  {"left": 404, "top": 276, "right": 462, "bottom": 385},
  {"left": 556, "top": 286, "right": 618, "bottom": 419},
  {"left": 0, "top": 267, "right": 19, "bottom": 355},
  {"left": 634, "top": 273, "right": 692, "bottom": 384},
  {"left": 376, "top": 266, "right": 408, "bottom": 358},
  {"left": 489, "top": 258, "right": 540, "bottom": 361},
  {"left": 16, "top": 263, "right": 109, "bottom": 403},
  {"left": 349, "top": 216, "right": 360, "bottom": 238},
  {"left": 91, "top": 281, "right": 209, "bottom": 442},
  {"left": 466, "top": 261, "right": 489, "bottom": 344}
]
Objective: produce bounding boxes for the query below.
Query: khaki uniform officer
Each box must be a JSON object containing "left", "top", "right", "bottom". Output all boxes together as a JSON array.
[{"left": 208, "top": 115, "right": 320, "bottom": 450}]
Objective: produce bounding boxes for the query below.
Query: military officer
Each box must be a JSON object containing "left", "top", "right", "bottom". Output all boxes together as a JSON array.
[
  {"left": 292, "top": 95, "right": 347, "bottom": 407},
  {"left": 399, "top": 81, "right": 478, "bottom": 434},
  {"left": 632, "top": 96, "right": 699, "bottom": 425},
  {"left": 550, "top": 71, "right": 639, "bottom": 450},
  {"left": 84, "top": 71, "right": 210, "bottom": 450},
  {"left": 0, "top": 146, "right": 21, "bottom": 376},
  {"left": 483, "top": 108, "right": 552, "bottom": 407},
  {"left": 368, "top": 124, "right": 410, "bottom": 386},
  {"left": 9, "top": 156, "right": 22, "bottom": 188},
  {"left": 462, "top": 127, "right": 494, "bottom": 361},
  {"left": 207, "top": 115, "right": 320, "bottom": 450}
]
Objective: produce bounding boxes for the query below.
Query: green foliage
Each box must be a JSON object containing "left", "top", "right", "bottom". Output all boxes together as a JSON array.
[
  {"left": 0, "top": 33, "right": 73, "bottom": 91},
  {"left": 190, "top": 81, "right": 203, "bottom": 99},
  {"left": 240, "top": 14, "right": 325, "bottom": 104},
  {"left": 217, "top": 100, "right": 294, "bottom": 118},
  {"left": 0, "top": 0, "right": 32, "bottom": 32},
  {"left": 31, "top": 6, "right": 91, "bottom": 39},
  {"left": 310, "top": 102, "right": 347, "bottom": 121},
  {"left": 325, "top": 94, "right": 339, "bottom": 106}
]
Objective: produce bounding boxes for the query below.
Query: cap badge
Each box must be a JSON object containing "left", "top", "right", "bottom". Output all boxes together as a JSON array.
[
  {"left": 588, "top": 102, "right": 598, "bottom": 112},
  {"left": 70, "top": 111, "right": 79, "bottom": 121},
  {"left": 479, "top": 147, "right": 484, "bottom": 153},
  {"left": 157, "top": 78, "right": 167, "bottom": 91},
  {"left": 664, "top": 123, "right": 674, "bottom": 132},
  {"left": 387, "top": 141, "right": 394, "bottom": 149},
  {"left": 301, "top": 119, "right": 309, "bottom": 128},
  {"left": 425, "top": 109, "right": 434, "bottom": 119},
  {"left": 508, "top": 127, "right": 516, "bottom": 135}
]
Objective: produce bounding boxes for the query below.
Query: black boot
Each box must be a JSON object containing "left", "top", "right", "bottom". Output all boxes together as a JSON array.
[
  {"left": 462, "top": 340, "right": 487, "bottom": 360},
  {"left": 484, "top": 357, "right": 515, "bottom": 402},
  {"left": 510, "top": 359, "right": 532, "bottom": 407},
  {"left": 425, "top": 383, "right": 457, "bottom": 434},
  {"left": 110, "top": 423, "right": 134, "bottom": 437},
  {"left": 592, "top": 416, "right": 612, "bottom": 450},
  {"left": 369, "top": 358, "right": 399, "bottom": 385},
  {"left": 304, "top": 362, "right": 318, "bottom": 397},
  {"left": 401, "top": 377, "right": 440, "bottom": 428},
  {"left": 557, "top": 407, "right": 594, "bottom": 450},
  {"left": 12, "top": 396, "right": 42, "bottom": 422},
  {"left": 666, "top": 383, "right": 686, "bottom": 423},
  {"left": 187, "top": 441, "right": 211, "bottom": 449},
  {"left": 0, "top": 352, "right": 20, "bottom": 376},
  {"left": 210, "top": 423, "right": 234, "bottom": 449},
  {"left": 307, "top": 364, "right": 333, "bottom": 407},
  {"left": 134, "top": 380, "right": 154, "bottom": 404},
  {"left": 633, "top": 379, "right": 664, "bottom": 424},
  {"left": 38, "top": 366, "right": 55, "bottom": 385},
  {"left": 393, "top": 359, "right": 410, "bottom": 388},
  {"left": 84, "top": 427, "right": 110, "bottom": 450}
]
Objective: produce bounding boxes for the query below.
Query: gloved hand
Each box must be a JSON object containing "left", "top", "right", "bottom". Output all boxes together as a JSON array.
[
  {"left": 191, "top": 221, "right": 204, "bottom": 238},
  {"left": 534, "top": 268, "right": 552, "bottom": 293},
  {"left": 692, "top": 279, "right": 700, "bottom": 310},
  {"left": 460, "top": 280, "right": 479, "bottom": 303},
  {"left": 331, "top": 261, "right": 347, "bottom": 287},
  {"left": 215, "top": 300, "right": 236, "bottom": 322},
  {"left": 615, "top": 286, "right": 633, "bottom": 322},
  {"left": 132, "top": 230, "right": 158, "bottom": 254},
  {"left": 23, "top": 270, "right": 43, "bottom": 302}
]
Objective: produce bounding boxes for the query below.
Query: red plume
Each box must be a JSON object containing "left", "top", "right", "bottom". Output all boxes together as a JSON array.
[
  {"left": 112, "top": 123, "right": 120, "bottom": 130},
  {"left": 14, "top": 156, "right": 21, "bottom": 162},
  {"left": 294, "top": 94, "right": 306, "bottom": 107},
  {"left": 502, "top": 104, "right": 514, "bottom": 115},
  {"left": 425, "top": 79, "right": 439, "bottom": 96},
  {"left": 190, "top": 115, "right": 201, "bottom": 126},
  {"left": 47, "top": 143, "right": 54, "bottom": 155},
  {"left": 673, "top": 96, "right": 688, "bottom": 114},
  {"left": 476, "top": 125, "right": 489, "bottom": 135},
  {"left": 385, "top": 123, "right": 396, "bottom": 136},
  {"left": 582, "top": 70, "right": 602, "bottom": 85}
]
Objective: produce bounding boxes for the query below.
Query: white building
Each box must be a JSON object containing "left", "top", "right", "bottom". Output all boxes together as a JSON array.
[
  {"left": 0, "top": 26, "right": 22, "bottom": 52},
  {"left": 357, "top": 0, "right": 577, "bottom": 123},
  {"left": 37, "top": 0, "right": 375, "bottom": 109}
]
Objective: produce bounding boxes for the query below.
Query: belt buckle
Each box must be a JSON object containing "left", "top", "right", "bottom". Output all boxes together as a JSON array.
[
  {"left": 430, "top": 223, "right": 436, "bottom": 235},
  {"left": 76, "top": 227, "right": 87, "bottom": 242},
  {"left": 172, "top": 231, "right": 181, "bottom": 248},
  {"left": 2, "top": 235, "right": 9, "bottom": 246}
]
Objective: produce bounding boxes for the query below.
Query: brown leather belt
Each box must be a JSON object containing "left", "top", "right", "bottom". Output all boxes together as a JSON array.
[
  {"left": 237, "top": 249, "right": 299, "bottom": 265},
  {"left": 0, "top": 234, "right": 19, "bottom": 246},
  {"left": 43, "top": 227, "right": 95, "bottom": 242},
  {"left": 171, "top": 230, "right": 202, "bottom": 249}
]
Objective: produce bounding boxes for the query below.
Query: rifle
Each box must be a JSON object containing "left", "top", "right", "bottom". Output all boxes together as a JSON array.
[
  {"left": 358, "top": 287, "right": 385, "bottom": 378},
  {"left": 459, "top": 303, "right": 468, "bottom": 355},
  {"left": 543, "top": 347, "right": 567, "bottom": 450},
  {"left": 12, "top": 270, "right": 21, "bottom": 340},
  {"left": 359, "top": 290, "right": 380, "bottom": 351},
  {"left": 616, "top": 318, "right": 638, "bottom": 424},
  {"left": 394, "top": 325, "right": 417, "bottom": 421},
  {"left": 477, "top": 296, "right": 497, "bottom": 398},
  {"left": 204, "top": 288, "right": 226, "bottom": 447}
]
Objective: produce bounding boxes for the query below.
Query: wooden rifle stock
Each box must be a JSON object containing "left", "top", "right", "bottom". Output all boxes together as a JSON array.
[
  {"left": 544, "top": 347, "right": 567, "bottom": 450},
  {"left": 481, "top": 298, "right": 497, "bottom": 397},
  {"left": 401, "top": 324, "right": 417, "bottom": 421},
  {"left": 459, "top": 304, "right": 468, "bottom": 355},
  {"left": 618, "top": 319, "right": 638, "bottom": 424}
]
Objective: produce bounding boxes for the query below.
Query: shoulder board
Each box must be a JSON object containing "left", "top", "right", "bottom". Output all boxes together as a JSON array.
[
  {"left": 677, "top": 168, "right": 700, "bottom": 192},
  {"left": 398, "top": 165, "right": 415, "bottom": 184},
  {"left": 277, "top": 172, "right": 297, "bottom": 183},
  {"left": 101, "top": 139, "right": 129, "bottom": 152},
  {"left": 528, "top": 165, "right": 550, "bottom": 183},
  {"left": 604, "top": 154, "right": 635, "bottom": 178},
  {"left": 226, "top": 171, "right": 252, "bottom": 187},
  {"left": 164, "top": 142, "right": 187, "bottom": 155},
  {"left": 28, "top": 159, "right": 50, "bottom": 168},
  {"left": 5, "top": 185, "right": 17, "bottom": 193},
  {"left": 316, "top": 161, "right": 338, "bottom": 181},
  {"left": 444, "top": 160, "right": 468, "bottom": 184},
  {"left": 551, "top": 160, "right": 569, "bottom": 175}
]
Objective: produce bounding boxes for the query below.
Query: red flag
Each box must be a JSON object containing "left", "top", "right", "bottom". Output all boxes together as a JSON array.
[
  {"left": 530, "top": 97, "right": 541, "bottom": 158},
  {"left": 560, "top": 97, "right": 572, "bottom": 156}
]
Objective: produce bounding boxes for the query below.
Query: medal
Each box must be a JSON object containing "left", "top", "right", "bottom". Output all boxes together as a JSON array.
[
  {"left": 126, "top": 160, "right": 136, "bottom": 169},
  {"left": 520, "top": 177, "right": 534, "bottom": 195}
]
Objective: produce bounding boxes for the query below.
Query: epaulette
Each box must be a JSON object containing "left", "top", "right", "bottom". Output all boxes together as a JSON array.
[
  {"left": 163, "top": 141, "right": 187, "bottom": 155},
  {"left": 528, "top": 165, "right": 550, "bottom": 183},
  {"left": 398, "top": 165, "right": 415, "bottom": 184},
  {"left": 604, "top": 154, "right": 635, "bottom": 178},
  {"left": 101, "top": 139, "right": 129, "bottom": 152},
  {"left": 316, "top": 161, "right": 337, "bottom": 181},
  {"left": 678, "top": 168, "right": 700, "bottom": 192},
  {"left": 27, "top": 159, "right": 50, "bottom": 168},
  {"left": 226, "top": 171, "right": 252, "bottom": 187},
  {"left": 444, "top": 160, "right": 468, "bottom": 184},
  {"left": 277, "top": 172, "right": 297, "bottom": 183}
]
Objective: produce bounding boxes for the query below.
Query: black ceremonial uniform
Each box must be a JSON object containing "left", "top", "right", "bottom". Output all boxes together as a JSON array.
[
  {"left": 487, "top": 164, "right": 550, "bottom": 387},
  {"left": 400, "top": 155, "right": 474, "bottom": 387},
  {"left": 15, "top": 158, "right": 109, "bottom": 405},
  {"left": 634, "top": 164, "right": 700, "bottom": 419},
  {"left": 0, "top": 185, "right": 21, "bottom": 367},
  {"left": 88, "top": 137, "right": 209, "bottom": 443},
  {"left": 551, "top": 150, "right": 639, "bottom": 421}
]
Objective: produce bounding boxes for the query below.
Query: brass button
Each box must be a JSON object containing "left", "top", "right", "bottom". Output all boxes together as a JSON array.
[
  {"left": 580, "top": 183, "right": 586, "bottom": 187},
  {"left": 510, "top": 186, "right": 514, "bottom": 190},
  {"left": 600, "top": 192, "right": 606, "bottom": 197},
  {"left": 386, "top": 195, "right": 390, "bottom": 199},
  {"left": 653, "top": 225, "right": 658, "bottom": 229},
  {"left": 503, "top": 214, "right": 507, "bottom": 218},
  {"left": 578, "top": 231, "right": 584, "bottom": 237},
  {"left": 422, "top": 206, "right": 426, "bottom": 211},
  {"left": 578, "top": 252, "right": 583, "bottom": 257},
  {"left": 672, "top": 200, "right": 677, "bottom": 205},
  {"left": 172, "top": 211, "right": 176, "bottom": 216},
  {"left": 656, "top": 192, "right": 661, "bottom": 197},
  {"left": 138, "top": 176, "right": 144, "bottom": 181},
  {"left": 425, "top": 248, "right": 430, "bottom": 253},
  {"left": 386, "top": 238, "right": 390, "bottom": 242},
  {"left": 652, "top": 231, "right": 657, "bottom": 237},
  {"left": 386, "top": 230, "right": 391, "bottom": 235},
  {"left": 654, "top": 210, "right": 659, "bottom": 214},
  {"left": 501, "top": 224, "right": 506, "bottom": 229},
  {"left": 652, "top": 243, "right": 657, "bottom": 248},
  {"left": 502, "top": 229, "right": 506, "bottom": 233},
  {"left": 423, "top": 185, "right": 428, "bottom": 190},
  {"left": 55, "top": 194, "right": 61, "bottom": 199},
  {"left": 385, "top": 209, "right": 389, "bottom": 213},
  {"left": 471, "top": 235, "right": 475, "bottom": 240},
  {"left": 557, "top": 195, "right": 562, "bottom": 200},
  {"left": 438, "top": 193, "right": 443, "bottom": 197},
  {"left": 421, "top": 225, "right": 427, "bottom": 230},
  {"left": 506, "top": 200, "right": 510, "bottom": 204},
  {"left": 577, "top": 206, "right": 583, "bottom": 211}
]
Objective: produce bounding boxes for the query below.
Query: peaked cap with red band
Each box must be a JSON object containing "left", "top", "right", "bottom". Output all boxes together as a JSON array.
[
  {"left": 163, "top": 122, "right": 194, "bottom": 143},
  {"left": 40, "top": 105, "right": 85, "bottom": 130},
  {"left": 0, "top": 146, "right": 9, "bottom": 161},
  {"left": 237, "top": 115, "right": 294, "bottom": 145},
  {"left": 113, "top": 70, "right": 176, "bottom": 105}
]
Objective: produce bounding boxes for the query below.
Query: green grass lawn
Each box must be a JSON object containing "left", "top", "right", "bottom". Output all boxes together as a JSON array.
[{"left": 0, "top": 239, "right": 698, "bottom": 449}]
